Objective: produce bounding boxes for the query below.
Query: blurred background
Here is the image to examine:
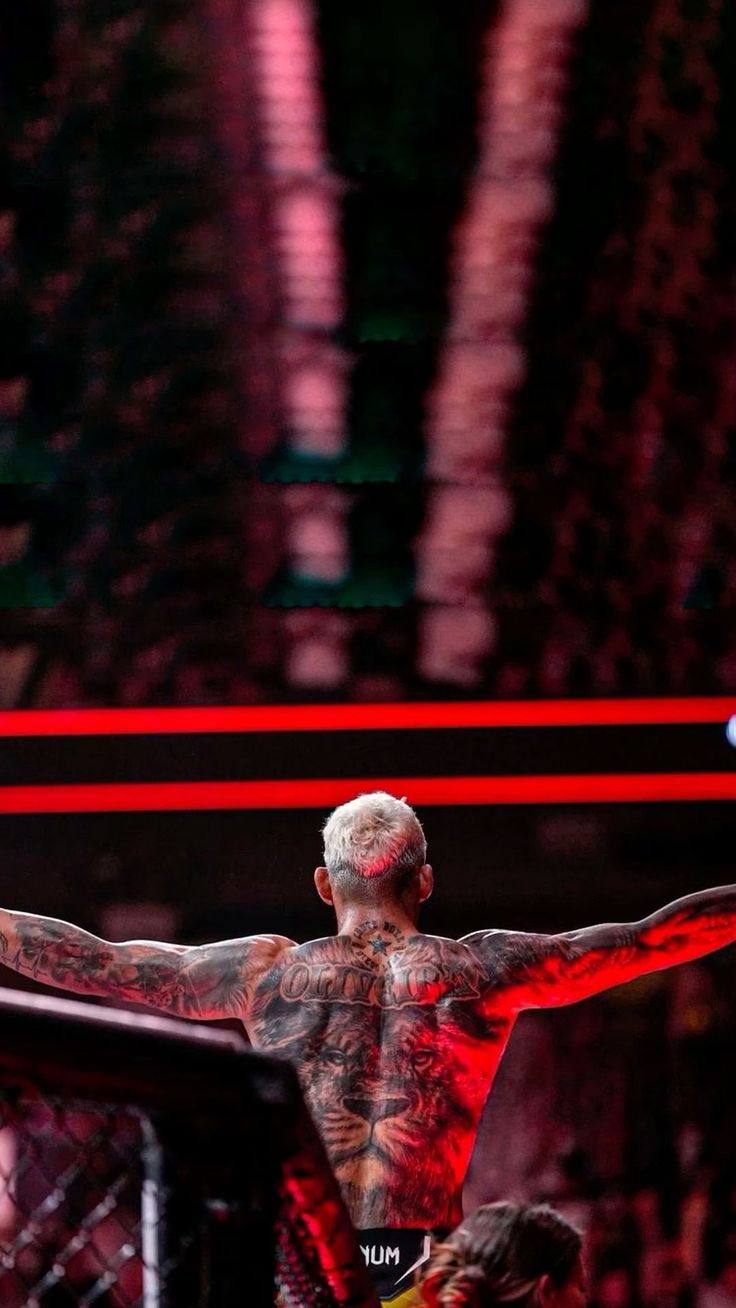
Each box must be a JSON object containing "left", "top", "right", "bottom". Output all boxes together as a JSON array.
[
  {"left": 1, "top": 0, "right": 734, "bottom": 705},
  {"left": 1, "top": 0, "right": 736, "bottom": 1304}
]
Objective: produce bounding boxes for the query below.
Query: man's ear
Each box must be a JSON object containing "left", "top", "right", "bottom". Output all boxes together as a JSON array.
[
  {"left": 418, "top": 864, "right": 433, "bottom": 903},
  {"left": 314, "top": 866, "right": 334, "bottom": 905}
]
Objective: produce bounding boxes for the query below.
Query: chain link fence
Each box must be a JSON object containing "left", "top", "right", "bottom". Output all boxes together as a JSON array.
[
  {"left": 0, "top": 1098, "right": 146, "bottom": 1306},
  {"left": 0, "top": 990, "right": 379, "bottom": 1308}
]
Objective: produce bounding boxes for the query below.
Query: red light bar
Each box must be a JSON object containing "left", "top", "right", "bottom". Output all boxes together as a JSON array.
[
  {"left": 0, "top": 773, "right": 734, "bottom": 813},
  {"left": 0, "top": 698, "right": 734, "bottom": 737}
]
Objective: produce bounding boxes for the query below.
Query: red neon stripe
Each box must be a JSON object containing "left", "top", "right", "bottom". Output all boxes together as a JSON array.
[
  {"left": 0, "top": 699, "right": 734, "bottom": 737},
  {"left": 0, "top": 773, "right": 734, "bottom": 813}
]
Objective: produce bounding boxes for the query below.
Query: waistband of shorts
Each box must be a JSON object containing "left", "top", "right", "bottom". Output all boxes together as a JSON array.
[{"left": 356, "top": 1228, "right": 450, "bottom": 1303}]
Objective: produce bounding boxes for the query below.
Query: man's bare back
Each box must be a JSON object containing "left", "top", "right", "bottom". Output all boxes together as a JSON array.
[
  {"left": 247, "top": 921, "right": 516, "bottom": 1229},
  {"left": 1, "top": 776, "right": 736, "bottom": 1240}
]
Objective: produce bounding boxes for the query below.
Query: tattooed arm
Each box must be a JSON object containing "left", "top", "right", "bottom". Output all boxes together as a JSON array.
[
  {"left": 0, "top": 908, "right": 294, "bottom": 1019},
  {"left": 467, "top": 884, "right": 736, "bottom": 1009}
]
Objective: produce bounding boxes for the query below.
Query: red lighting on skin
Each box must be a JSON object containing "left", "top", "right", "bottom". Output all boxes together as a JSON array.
[
  {"left": 0, "top": 698, "right": 734, "bottom": 737},
  {"left": 0, "top": 773, "right": 734, "bottom": 814}
]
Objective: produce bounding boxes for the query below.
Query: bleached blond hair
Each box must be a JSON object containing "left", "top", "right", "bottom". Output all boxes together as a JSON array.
[{"left": 322, "top": 791, "right": 427, "bottom": 881}]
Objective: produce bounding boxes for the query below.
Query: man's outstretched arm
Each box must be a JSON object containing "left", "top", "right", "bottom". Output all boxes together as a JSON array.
[
  {"left": 467, "top": 884, "right": 736, "bottom": 1009},
  {"left": 0, "top": 908, "right": 293, "bottom": 1020}
]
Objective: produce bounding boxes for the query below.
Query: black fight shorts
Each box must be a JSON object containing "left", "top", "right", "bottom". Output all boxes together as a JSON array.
[{"left": 358, "top": 1227, "right": 447, "bottom": 1306}]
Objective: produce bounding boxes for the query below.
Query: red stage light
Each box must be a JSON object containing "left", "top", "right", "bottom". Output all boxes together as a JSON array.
[
  {"left": 0, "top": 772, "right": 734, "bottom": 814},
  {"left": 0, "top": 698, "right": 734, "bottom": 736}
]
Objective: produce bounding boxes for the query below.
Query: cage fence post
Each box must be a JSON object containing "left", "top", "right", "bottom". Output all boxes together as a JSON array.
[{"left": 141, "top": 1117, "right": 162, "bottom": 1308}]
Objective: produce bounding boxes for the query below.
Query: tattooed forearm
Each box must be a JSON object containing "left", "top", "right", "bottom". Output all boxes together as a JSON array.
[
  {"left": 643, "top": 886, "right": 736, "bottom": 955},
  {"left": 0, "top": 912, "right": 186, "bottom": 1007},
  {"left": 0, "top": 909, "right": 292, "bottom": 1020},
  {"left": 482, "top": 884, "right": 736, "bottom": 1009}
]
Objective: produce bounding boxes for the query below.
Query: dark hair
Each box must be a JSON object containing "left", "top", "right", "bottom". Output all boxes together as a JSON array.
[{"left": 416, "top": 1202, "right": 582, "bottom": 1308}]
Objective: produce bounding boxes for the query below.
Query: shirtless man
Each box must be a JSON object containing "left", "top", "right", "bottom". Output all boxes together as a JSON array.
[{"left": 1, "top": 791, "right": 735, "bottom": 1306}]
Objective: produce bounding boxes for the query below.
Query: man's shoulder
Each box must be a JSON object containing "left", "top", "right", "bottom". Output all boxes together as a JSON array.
[
  {"left": 286, "top": 934, "right": 341, "bottom": 957},
  {"left": 244, "top": 934, "right": 299, "bottom": 967},
  {"left": 457, "top": 928, "right": 551, "bottom": 972},
  {"left": 458, "top": 927, "right": 542, "bottom": 945},
  {"left": 258, "top": 934, "right": 351, "bottom": 971},
  {"left": 458, "top": 928, "right": 513, "bottom": 948},
  {"left": 251, "top": 933, "right": 299, "bottom": 950},
  {"left": 413, "top": 930, "right": 489, "bottom": 956}
]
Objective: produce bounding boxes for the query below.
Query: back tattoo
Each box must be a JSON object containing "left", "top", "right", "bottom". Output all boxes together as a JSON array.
[{"left": 246, "top": 920, "right": 514, "bottom": 1230}]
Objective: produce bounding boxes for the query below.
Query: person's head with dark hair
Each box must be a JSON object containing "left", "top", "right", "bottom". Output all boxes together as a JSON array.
[
  {"left": 416, "top": 1201, "right": 585, "bottom": 1308},
  {"left": 314, "top": 791, "right": 433, "bottom": 925}
]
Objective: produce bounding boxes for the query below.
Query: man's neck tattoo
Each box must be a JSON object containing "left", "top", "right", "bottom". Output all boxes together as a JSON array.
[{"left": 350, "top": 920, "right": 406, "bottom": 970}]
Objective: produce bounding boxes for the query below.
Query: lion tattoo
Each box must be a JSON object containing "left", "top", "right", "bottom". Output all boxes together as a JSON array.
[{"left": 249, "top": 934, "right": 511, "bottom": 1228}]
